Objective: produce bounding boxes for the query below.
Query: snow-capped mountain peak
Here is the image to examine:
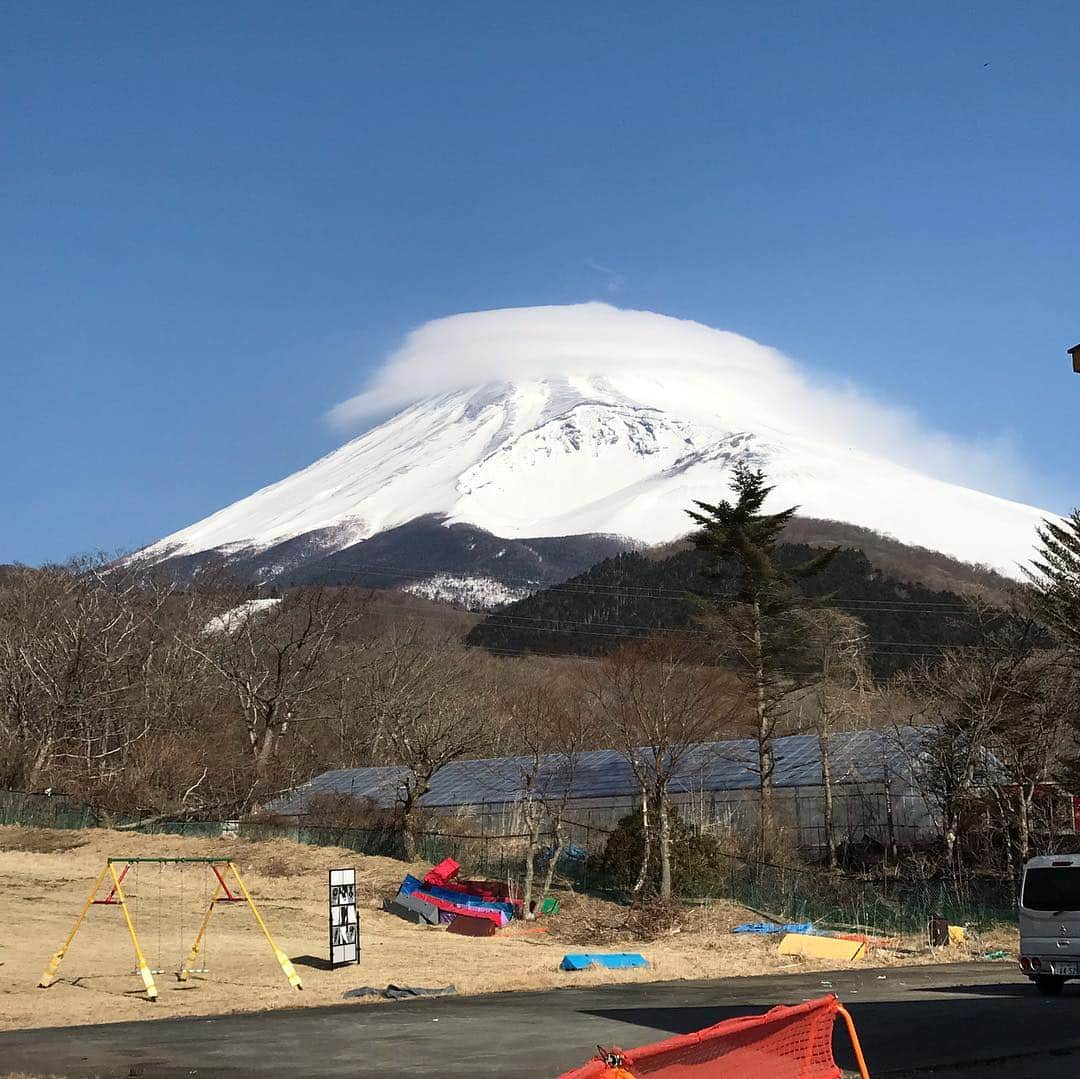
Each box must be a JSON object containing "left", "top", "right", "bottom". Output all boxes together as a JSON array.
[{"left": 137, "top": 307, "right": 1053, "bottom": 591}]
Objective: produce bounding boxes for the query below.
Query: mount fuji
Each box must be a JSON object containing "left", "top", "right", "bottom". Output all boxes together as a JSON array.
[{"left": 135, "top": 305, "right": 1052, "bottom": 601}]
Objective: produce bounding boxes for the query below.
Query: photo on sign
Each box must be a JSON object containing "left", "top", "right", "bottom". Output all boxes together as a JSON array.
[
  {"left": 333, "top": 924, "right": 356, "bottom": 946},
  {"left": 331, "top": 884, "right": 356, "bottom": 905},
  {"left": 332, "top": 904, "right": 356, "bottom": 925}
]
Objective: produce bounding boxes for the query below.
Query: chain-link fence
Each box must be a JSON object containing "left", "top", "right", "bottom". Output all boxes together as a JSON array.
[
  {"left": 0, "top": 789, "right": 600, "bottom": 881},
  {"left": 705, "top": 854, "right": 1017, "bottom": 933},
  {"left": 0, "top": 789, "right": 1018, "bottom": 930},
  {"left": 0, "top": 789, "right": 100, "bottom": 830}
]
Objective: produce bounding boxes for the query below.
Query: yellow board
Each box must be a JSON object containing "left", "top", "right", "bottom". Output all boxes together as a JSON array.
[{"left": 777, "top": 933, "right": 866, "bottom": 962}]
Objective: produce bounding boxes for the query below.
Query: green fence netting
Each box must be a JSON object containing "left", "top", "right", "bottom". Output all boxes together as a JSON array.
[
  {"left": 0, "top": 789, "right": 1017, "bottom": 932},
  {"left": 0, "top": 790, "right": 99, "bottom": 830},
  {"left": 702, "top": 854, "right": 1017, "bottom": 933}
]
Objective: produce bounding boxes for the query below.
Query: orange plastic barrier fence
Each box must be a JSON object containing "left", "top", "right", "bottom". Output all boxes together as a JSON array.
[{"left": 557, "top": 994, "right": 870, "bottom": 1079}]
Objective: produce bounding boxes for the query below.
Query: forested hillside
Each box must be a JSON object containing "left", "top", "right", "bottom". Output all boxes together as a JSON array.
[{"left": 466, "top": 542, "right": 1018, "bottom": 678}]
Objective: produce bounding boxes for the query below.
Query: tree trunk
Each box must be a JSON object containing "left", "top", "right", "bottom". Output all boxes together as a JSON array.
[
  {"left": 401, "top": 806, "right": 418, "bottom": 861},
  {"left": 521, "top": 809, "right": 541, "bottom": 921},
  {"left": 399, "top": 773, "right": 432, "bottom": 862},
  {"left": 1018, "top": 786, "right": 1033, "bottom": 866},
  {"left": 397, "top": 791, "right": 415, "bottom": 862},
  {"left": 25, "top": 736, "right": 53, "bottom": 791},
  {"left": 944, "top": 808, "right": 960, "bottom": 886},
  {"left": 631, "top": 790, "right": 651, "bottom": 895},
  {"left": 250, "top": 700, "right": 281, "bottom": 787},
  {"left": 881, "top": 744, "right": 897, "bottom": 865},
  {"left": 657, "top": 791, "right": 673, "bottom": 900},
  {"left": 993, "top": 788, "right": 1015, "bottom": 888},
  {"left": 819, "top": 723, "right": 837, "bottom": 870},
  {"left": 540, "top": 819, "right": 564, "bottom": 908},
  {"left": 752, "top": 598, "right": 773, "bottom": 860}
]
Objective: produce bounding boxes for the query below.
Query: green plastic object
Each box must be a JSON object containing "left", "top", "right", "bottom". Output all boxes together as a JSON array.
[
  {"left": 983, "top": 949, "right": 1009, "bottom": 961},
  {"left": 540, "top": 897, "right": 560, "bottom": 915}
]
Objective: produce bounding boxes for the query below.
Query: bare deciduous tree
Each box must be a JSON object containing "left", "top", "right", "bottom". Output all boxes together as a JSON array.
[
  {"left": 0, "top": 560, "right": 180, "bottom": 796},
  {"left": 987, "top": 653, "right": 1080, "bottom": 873},
  {"left": 364, "top": 629, "right": 496, "bottom": 860},
  {"left": 900, "top": 607, "right": 1041, "bottom": 880},
  {"left": 507, "top": 681, "right": 589, "bottom": 919},
  {"left": 800, "top": 609, "right": 871, "bottom": 868},
  {"left": 181, "top": 586, "right": 362, "bottom": 803},
  {"left": 590, "top": 635, "right": 735, "bottom": 900}
]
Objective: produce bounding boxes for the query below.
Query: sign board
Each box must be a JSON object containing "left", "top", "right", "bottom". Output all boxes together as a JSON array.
[{"left": 329, "top": 868, "right": 359, "bottom": 967}]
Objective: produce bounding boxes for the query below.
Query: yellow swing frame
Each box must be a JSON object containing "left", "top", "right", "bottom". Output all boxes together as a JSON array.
[{"left": 39, "top": 857, "right": 303, "bottom": 1000}]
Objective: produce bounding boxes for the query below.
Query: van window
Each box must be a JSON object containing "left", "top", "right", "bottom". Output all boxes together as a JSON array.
[{"left": 1023, "top": 867, "right": 1080, "bottom": 911}]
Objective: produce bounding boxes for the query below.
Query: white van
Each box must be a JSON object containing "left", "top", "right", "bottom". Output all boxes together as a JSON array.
[{"left": 1019, "top": 854, "right": 1080, "bottom": 995}]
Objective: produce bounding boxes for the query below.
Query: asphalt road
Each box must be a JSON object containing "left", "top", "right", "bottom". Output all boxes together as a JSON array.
[{"left": 2, "top": 962, "right": 1076, "bottom": 1078}]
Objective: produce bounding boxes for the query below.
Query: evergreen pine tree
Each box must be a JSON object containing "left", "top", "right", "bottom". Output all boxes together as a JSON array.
[
  {"left": 1024, "top": 509, "right": 1080, "bottom": 655},
  {"left": 687, "top": 464, "right": 834, "bottom": 856}
]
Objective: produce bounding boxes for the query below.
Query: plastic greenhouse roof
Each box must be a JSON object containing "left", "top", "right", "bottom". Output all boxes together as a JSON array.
[{"left": 271, "top": 726, "right": 957, "bottom": 816}]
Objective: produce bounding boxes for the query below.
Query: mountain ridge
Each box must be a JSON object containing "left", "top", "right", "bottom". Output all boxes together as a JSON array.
[
  {"left": 134, "top": 362, "right": 1053, "bottom": 592},
  {"left": 465, "top": 539, "right": 1023, "bottom": 678}
]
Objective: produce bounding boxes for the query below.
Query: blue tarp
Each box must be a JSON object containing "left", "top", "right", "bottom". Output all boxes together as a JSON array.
[
  {"left": 732, "top": 922, "right": 815, "bottom": 935},
  {"left": 537, "top": 842, "right": 589, "bottom": 865},
  {"left": 560, "top": 953, "right": 649, "bottom": 971}
]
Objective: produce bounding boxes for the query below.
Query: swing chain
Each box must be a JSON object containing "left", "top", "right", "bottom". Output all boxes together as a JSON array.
[{"left": 156, "top": 862, "right": 163, "bottom": 976}]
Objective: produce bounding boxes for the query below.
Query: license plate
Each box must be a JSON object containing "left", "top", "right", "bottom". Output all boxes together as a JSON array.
[{"left": 1055, "top": 961, "right": 1079, "bottom": 976}]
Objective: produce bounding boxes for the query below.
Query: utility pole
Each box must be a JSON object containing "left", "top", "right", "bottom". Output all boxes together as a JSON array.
[{"left": 1070, "top": 344, "right": 1080, "bottom": 374}]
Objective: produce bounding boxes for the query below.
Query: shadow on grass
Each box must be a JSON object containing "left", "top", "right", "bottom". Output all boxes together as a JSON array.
[{"left": 291, "top": 954, "right": 333, "bottom": 971}]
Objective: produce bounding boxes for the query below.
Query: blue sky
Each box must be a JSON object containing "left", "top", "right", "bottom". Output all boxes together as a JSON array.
[{"left": 2, "top": 2, "right": 1078, "bottom": 565}]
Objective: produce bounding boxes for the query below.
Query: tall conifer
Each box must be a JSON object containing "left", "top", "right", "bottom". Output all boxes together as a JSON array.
[{"left": 688, "top": 465, "right": 834, "bottom": 856}]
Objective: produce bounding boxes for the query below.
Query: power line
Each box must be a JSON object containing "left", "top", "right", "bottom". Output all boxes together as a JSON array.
[
  {"left": 469, "top": 604, "right": 992, "bottom": 645},
  {"left": 475, "top": 608, "right": 986, "bottom": 642},
  {"left": 470, "top": 617, "right": 990, "bottom": 658},
  {"left": 319, "top": 557, "right": 1015, "bottom": 665},
  {"left": 329, "top": 558, "right": 982, "bottom": 611},
  {"left": 473, "top": 643, "right": 987, "bottom": 680}
]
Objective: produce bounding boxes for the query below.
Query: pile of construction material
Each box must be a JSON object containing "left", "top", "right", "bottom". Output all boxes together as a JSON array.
[
  {"left": 383, "top": 858, "right": 516, "bottom": 937},
  {"left": 732, "top": 921, "right": 900, "bottom": 962}
]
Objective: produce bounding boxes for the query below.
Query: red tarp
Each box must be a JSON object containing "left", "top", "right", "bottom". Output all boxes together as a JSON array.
[
  {"left": 414, "top": 891, "right": 506, "bottom": 926},
  {"left": 446, "top": 914, "right": 498, "bottom": 937},
  {"left": 424, "top": 858, "right": 460, "bottom": 887},
  {"left": 454, "top": 879, "right": 511, "bottom": 901},
  {"left": 422, "top": 859, "right": 510, "bottom": 901}
]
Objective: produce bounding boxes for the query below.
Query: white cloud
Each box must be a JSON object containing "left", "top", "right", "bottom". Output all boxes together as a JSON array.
[
  {"left": 328, "top": 302, "right": 1046, "bottom": 506},
  {"left": 585, "top": 259, "right": 625, "bottom": 294}
]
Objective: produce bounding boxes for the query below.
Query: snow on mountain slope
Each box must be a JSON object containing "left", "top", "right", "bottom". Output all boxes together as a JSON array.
[
  {"left": 401, "top": 574, "right": 531, "bottom": 609},
  {"left": 139, "top": 307, "right": 1053, "bottom": 582}
]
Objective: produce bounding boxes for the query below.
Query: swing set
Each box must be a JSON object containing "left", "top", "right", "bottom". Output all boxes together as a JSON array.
[{"left": 39, "top": 857, "right": 303, "bottom": 1000}]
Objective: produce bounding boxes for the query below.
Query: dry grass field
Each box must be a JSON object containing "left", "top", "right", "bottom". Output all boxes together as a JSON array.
[{"left": 0, "top": 825, "right": 1015, "bottom": 1033}]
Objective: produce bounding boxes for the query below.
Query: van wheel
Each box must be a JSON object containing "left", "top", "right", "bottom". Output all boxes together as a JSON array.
[{"left": 1036, "top": 974, "right": 1066, "bottom": 996}]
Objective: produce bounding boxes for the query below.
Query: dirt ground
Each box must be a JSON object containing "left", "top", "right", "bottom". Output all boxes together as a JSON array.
[{"left": 0, "top": 825, "right": 1016, "bottom": 1033}]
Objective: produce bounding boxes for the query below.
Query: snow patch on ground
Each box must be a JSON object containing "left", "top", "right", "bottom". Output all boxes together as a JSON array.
[
  {"left": 401, "top": 575, "right": 532, "bottom": 610},
  {"left": 203, "top": 598, "right": 281, "bottom": 635}
]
